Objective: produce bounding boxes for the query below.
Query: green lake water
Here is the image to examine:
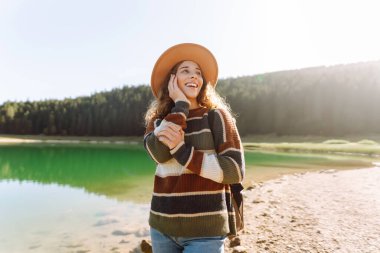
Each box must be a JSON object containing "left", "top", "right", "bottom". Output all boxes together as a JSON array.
[{"left": 0, "top": 143, "right": 378, "bottom": 252}]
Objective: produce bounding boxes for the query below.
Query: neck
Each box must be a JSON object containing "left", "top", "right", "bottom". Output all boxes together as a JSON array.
[{"left": 188, "top": 99, "right": 200, "bottom": 110}]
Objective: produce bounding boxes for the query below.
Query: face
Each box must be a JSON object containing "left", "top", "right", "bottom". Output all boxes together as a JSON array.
[{"left": 175, "top": 60, "right": 204, "bottom": 101}]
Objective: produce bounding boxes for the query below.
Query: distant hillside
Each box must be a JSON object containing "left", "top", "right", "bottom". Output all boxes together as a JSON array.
[{"left": 1, "top": 60, "right": 379, "bottom": 136}]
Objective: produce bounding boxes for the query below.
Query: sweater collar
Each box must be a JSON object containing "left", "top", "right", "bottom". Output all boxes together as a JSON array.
[{"left": 188, "top": 106, "right": 208, "bottom": 118}]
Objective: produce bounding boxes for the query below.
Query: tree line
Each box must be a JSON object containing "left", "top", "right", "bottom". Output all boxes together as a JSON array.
[{"left": 1, "top": 60, "right": 379, "bottom": 137}]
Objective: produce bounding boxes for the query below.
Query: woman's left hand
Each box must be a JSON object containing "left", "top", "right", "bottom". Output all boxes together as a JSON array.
[{"left": 156, "top": 125, "right": 184, "bottom": 150}]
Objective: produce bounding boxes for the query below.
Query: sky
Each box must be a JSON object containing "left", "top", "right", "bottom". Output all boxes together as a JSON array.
[{"left": 1, "top": 0, "right": 380, "bottom": 104}]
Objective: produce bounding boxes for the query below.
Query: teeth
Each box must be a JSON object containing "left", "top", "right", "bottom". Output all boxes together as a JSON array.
[{"left": 186, "top": 83, "right": 198, "bottom": 88}]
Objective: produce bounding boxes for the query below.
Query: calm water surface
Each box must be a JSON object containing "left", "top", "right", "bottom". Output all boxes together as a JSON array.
[{"left": 0, "top": 143, "right": 376, "bottom": 252}]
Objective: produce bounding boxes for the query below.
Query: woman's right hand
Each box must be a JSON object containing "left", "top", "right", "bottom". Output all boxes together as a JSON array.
[{"left": 168, "top": 74, "right": 189, "bottom": 103}]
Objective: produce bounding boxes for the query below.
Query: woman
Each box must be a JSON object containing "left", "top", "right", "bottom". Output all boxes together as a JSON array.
[{"left": 144, "top": 43, "right": 245, "bottom": 253}]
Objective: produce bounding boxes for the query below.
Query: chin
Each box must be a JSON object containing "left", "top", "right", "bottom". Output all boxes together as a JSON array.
[{"left": 185, "top": 94, "right": 199, "bottom": 100}]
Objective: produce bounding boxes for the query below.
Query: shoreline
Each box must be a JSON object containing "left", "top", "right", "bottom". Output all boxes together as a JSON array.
[
  {"left": 0, "top": 136, "right": 141, "bottom": 145},
  {"left": 2, "top": 135, "right": 380, "bottom": 157}
]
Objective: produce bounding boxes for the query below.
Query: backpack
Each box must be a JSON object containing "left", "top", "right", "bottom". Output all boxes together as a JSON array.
[{"left": 231, "top": 183, "right": 244, "bottom": 233}]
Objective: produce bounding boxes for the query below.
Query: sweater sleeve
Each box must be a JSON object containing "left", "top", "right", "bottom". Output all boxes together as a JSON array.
[
  {"left": 143, "top": 101, "right": 190, "bottom": 163},
  {"left": 169, "top": 108, "right": 245, "bottom": 184}
]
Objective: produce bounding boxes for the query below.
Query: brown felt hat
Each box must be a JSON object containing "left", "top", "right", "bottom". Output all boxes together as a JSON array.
[{"left": 150, "top": 43, "right": 218, "bottom": 97}]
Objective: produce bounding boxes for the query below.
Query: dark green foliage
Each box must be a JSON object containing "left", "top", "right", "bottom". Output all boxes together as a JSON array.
[
  {"left": 1, "top": 61, "right": 379, "bottom": 136},
  {"left": 0, "top": 85, "right": 155, "bottom": 136}
]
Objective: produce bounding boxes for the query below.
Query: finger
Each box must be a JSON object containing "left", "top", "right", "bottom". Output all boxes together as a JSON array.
[
  {"left": 173, "top": 76, "right": 178, "bottom": 90},
  {"left": 157, "top": 130, "right": 176, "bottom": 140},
  {"left": 166, "top": 123, "right": 181, "bottom": 132},
  {"left": 168, "top": 129, "right": 182, "bottom": 142},
  {"left": 173, "top": 76, "right": 185, "bottom": 98},
  {"left": 159, "top": 134, "right": 172, "bottom": 143},
  {"left": 171, "top": 75, "right": 176, "bottom": 91},
  {"left": 158, "top": 136, "right": 170, "bottom": 146},
  {"left": 160, "top": 136, "right": 175, "bottom": 148},
  {"left": 160, "top": 122, "right": 181, "bottom": 132},
  {"left": 168, "top": 74, "right": 174, "bottom": 92},
  {"left": 163, "top": 125, "right": 181, "bottom": 134},
  {"left": 158, "top": 129, "right": 176, "bottom": 141},
  {"left": 157, "top": 124, "right": 180, "bottom": 134}
]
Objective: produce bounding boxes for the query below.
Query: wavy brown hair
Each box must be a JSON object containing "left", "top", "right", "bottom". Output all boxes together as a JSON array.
[{"left": 145, "top": 61, "right": 234, "bottom": 126}]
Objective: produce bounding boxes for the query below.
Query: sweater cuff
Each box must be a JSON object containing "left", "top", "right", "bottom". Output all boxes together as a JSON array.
[
  {"left": 171, "top": 101, "right": 190, "bottom": 117},
  {"left": 169, "top": 141, "right": 194, "bottom": 168},
  {"left": 170, "top": 141, "right": 185, "bottom": 155},
  {"left": 164, "top": 101, "right": 190, "bottom": 129}
]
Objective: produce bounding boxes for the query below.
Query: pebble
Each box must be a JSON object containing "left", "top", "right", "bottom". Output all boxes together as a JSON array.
[
  {"left": 93, "top": 218, "right": 119, "bottom": 226},
  {"left": 232, "top": 246, "right": 248, "bottom": 253},
  {"left": 112, "top": 230, "right": 133, "bottom": 236},
  {"left": 229, "top": 236, "right": 241, "bottom": 247}
]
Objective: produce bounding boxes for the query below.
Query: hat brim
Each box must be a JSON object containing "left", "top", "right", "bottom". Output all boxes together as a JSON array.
[{"left": 150, "top": 43, "right": 218, "bottom": 97}]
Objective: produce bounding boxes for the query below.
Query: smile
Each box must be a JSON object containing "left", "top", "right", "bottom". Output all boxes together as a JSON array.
[{"left": 185, "top": 82, "right": 198, "bottom": 88}]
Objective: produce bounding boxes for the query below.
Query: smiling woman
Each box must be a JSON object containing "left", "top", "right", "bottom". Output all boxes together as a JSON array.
[{"left": 143, "top": 43, "right": 245, "bottom": 253}]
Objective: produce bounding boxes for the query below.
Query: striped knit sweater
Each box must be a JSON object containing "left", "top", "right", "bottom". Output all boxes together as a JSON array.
[{"left": 143, "top": 101, "right": 245, "bottom": 237}]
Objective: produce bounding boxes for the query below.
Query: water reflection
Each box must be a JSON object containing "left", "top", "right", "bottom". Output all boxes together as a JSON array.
[{"left": 0, "top": 144, "right": 156, "bottom": 201}]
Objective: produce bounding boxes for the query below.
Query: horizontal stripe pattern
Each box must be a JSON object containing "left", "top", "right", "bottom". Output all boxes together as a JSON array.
[
  {"left": 143, "top": 102, "right": 244, "bottom": 237},
  {"left": 200, "top": 152, "right": 224, "bottom": 183},
  {"left": 184, "top": 131, "right": 215, "bottom": 150},
  {"left": 171, "top": 108, "right": 244, "bottom": 184},
  {"left": 150, "top": 210, "right": 226, "bottom": 218},
  {"left": 149, "top": 212, "right": 229, "bottom": 237},
  {"left": 143, "top": 133, "right": 172, "bottom": 164},
  {"left": 155, "top": 164, "right": 193, "bottom": 178},
  {"left": 151, "top": 193, "right": 227, "bottom": 214},
  {"left": 153, "top": 174, "right": 225, "bottom": 193},
  {"left": 153, "top": 189, "right": 227, "bottom": 197},
  {"left": 184, "top": 128, "right": 211, "bottom": 136}
]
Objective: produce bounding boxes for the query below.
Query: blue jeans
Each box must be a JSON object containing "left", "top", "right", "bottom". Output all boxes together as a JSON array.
[{"left": 150, "top": 227, "right": 226, "bottom": 253}]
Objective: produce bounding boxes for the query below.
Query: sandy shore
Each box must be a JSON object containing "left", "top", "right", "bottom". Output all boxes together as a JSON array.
[
  {"left": 224, "top": 166, "right": 380, "bottom": 253},
  {"left": 127, "top": 167, "right": 380, "bottom": 253}
]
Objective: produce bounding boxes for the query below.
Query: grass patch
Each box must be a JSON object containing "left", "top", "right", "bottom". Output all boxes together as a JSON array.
[
  {"left": 241, "top": 134, "right": 380, "bottom": 156},
  {"left": 357, "top": 139, "right": 379, "bottom": 145},
  {"left": 243, "top": 142, "right": 380, "bottom": 156},
  {"left": 322, "top": 139, "right": 350, "bottom": 144},
  {"left": 0, "top": 134, "right": 143, "bottom": 144},
  {"left": 241, "top": 133, "right": 380, "bottom": 143}
]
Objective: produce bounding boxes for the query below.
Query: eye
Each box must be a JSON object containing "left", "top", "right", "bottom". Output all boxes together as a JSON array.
[
  {"left": 181, "top": 69, "right": 189, "bottom": 73},
  {"left": 196, "top": 71, "right": 202, "bottom": 76}
]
